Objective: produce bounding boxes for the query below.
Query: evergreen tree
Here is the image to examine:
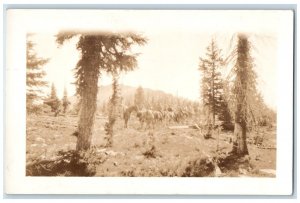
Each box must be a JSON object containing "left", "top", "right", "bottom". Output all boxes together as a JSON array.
[
  {"left": 104, "top": 73, "right": 121, "bottom": 147},
  {"left": 217, "top": 94, "right": 234, "bottom": 131},
  {"left": 56, "top": 31, "right": 147, "bottom": 151},
  {"left": 199, "top": 39, "right": 225, "bottom": 133},
  {"left": 62, "top": 87, "right": 71, "bottom": 113},
  {"left": 44, "top": 83, "right": 61, "bottom": 115},
  {"left": 26, "top": 37, "right": 48, "bottom": 113},
  {"left": 134, "top": 86, "right": 145, "bottom": 109},
  {"left": 50, "top": 83, "right": 59, "bottom": 100}
]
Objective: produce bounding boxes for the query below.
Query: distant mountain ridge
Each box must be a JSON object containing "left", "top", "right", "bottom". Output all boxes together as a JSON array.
[
  {"left": 68, "top": 84, "right": 196, "bottom": 111},
  {"left": 98, "top": 84, "right": 180, "bottom": 103}
]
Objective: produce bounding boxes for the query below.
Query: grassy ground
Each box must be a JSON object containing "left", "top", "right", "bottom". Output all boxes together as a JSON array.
[{"left": 26, "top": 114, "right": 276, "bottom": 177}]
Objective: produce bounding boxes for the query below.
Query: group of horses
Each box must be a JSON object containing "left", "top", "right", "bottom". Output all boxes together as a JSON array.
[{"left": 122, "top": 105, "right": 193, "bottom": 129}]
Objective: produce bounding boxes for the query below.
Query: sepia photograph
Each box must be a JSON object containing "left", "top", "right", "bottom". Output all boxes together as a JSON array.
[{"left": 5, "top": 9, "right": 294, "bottom": 194}]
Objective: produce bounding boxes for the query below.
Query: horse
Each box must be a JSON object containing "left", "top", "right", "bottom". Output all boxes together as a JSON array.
[
  {"left": 123, "top": 105, "right": 138, "bottom": 128},
  {"left": 153, "top": 110, "right": 163, "bottom": 123},
  {"left": 136, "top": 109, "right": 155, "bottom": 130},
  {"left": 174, "top": 108, "right": 190, "bottom": 123},
  {"left": 159, "top": 110, "right": 174, "bottom": 124}
]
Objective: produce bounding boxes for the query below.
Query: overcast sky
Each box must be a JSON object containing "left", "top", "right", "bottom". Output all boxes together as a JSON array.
[{"left": 25, "top": 10, "right": 287, "bottom": 110}]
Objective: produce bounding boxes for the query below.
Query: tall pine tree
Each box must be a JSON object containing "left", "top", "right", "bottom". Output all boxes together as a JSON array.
[
  {"left": 199, "top": 39, "right": 225, "bottom": 132},
  {"left": 104, "top": 73, "right": 121, "bottom": 147},
  {"left": 26, "top": 36, "right": 48, "bottom": 113}
]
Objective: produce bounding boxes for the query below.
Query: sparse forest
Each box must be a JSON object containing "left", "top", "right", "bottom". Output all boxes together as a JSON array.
[{"left": 26, "top": 32, "right": 277, "bottom": 177}]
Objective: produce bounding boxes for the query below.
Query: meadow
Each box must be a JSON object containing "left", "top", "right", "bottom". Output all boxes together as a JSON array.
[{"left": 26, "top": 113, "right": 276, "bottom": 177}]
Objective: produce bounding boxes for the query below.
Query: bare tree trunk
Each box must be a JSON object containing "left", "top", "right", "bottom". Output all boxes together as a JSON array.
[
  {"left": 232, "top": 97, "right": 249, "bottom": 156},
  {"left": 232, "top": 121, "right": 248, "bottom": 156},
  {"left": 232, "top": 34, "right": 250, "bottom": 156},
  {"left": 76, "top": 69, "right": 99, "bottom": 151}
]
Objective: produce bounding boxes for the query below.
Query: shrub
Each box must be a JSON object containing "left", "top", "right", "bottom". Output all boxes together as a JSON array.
[
  {"left": 181, "top": 157, "right": 215, "bottom": 177},
  {"left": 26, "top": 149, "right": 106, "bottom": 176},
  {"left": 142, "top": 146, "right": 157, "bottom": 158},
  {"left": 217, "top": 153, "right": 251, "bottom": 174}
]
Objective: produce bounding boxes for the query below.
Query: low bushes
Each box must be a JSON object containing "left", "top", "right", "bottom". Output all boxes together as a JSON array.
[{"left": 26, "top": 148, "right": 106, "bottom": 176}]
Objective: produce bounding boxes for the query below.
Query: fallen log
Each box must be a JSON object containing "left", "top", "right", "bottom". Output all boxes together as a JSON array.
[
  {"left": 168, "top": 124, "right": 201, "bottom": 130},
  {"left": 168, "top": 125, "right": 190, "bottom": 129}
]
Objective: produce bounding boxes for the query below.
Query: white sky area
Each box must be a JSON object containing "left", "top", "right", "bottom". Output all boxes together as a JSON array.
[{"left": 27, "top": 10, "right": 280, "bottom": 110}]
